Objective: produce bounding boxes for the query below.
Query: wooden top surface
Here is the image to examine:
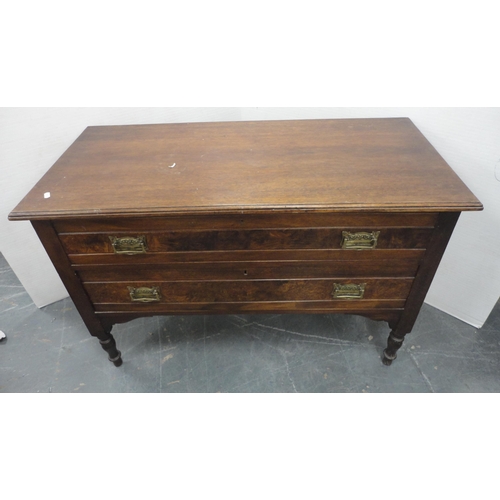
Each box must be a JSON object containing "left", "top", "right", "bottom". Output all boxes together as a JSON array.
[{"left": 9, "top": 118, "right": 482, "bottom": 220}]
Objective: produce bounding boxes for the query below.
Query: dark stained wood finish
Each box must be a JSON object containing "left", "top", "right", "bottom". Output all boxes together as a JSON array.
[
  {"left": 75, "top": 256, "right": 422, "bottom": 282},
  {"left": 53, "top": 212, "right": 438, "bottom": 233},
  {"left": 59, "top": 227, "right": 433, "bottom": 254},
  {"left": 68, "top": 248, "right": 426, "bottom": 266},
  {"left": 94, "top": 301, "right": 407, "bottom": 313},
  {"left": 30, "top": 220, "right": 107, "bottom": 338},
  {"left": 30, "top": 220, "right": 123, "bottom": 367},
  {"left": 10, "top": 118, "right": 482, "bottom": 367},
  {"left": 84, "top": 278, "right": 413, "bottom": 305},
  {"left": 382, "top": 212, "right": 461, "bottom": 365},
  {"left": 96, "top": 309, "right": 404, "bottom": 331},
  {"left": 9, "top": 119, "right": 482, "bottom": 221}
]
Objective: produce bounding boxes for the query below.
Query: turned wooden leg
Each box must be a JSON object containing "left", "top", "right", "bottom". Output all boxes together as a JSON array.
[
  {"left": 98, "top": 332, "right": 123, "bottom": 367},
  {"left": 382, "top": 331, "right": 406, "bottom": 366}
]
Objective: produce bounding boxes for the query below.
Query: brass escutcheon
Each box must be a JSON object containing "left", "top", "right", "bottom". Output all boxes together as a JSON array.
[
  {"left": 109, "top": 235, "right": 148, "bottom": 255},
  {"left": 332, "top": 283, "right": 366, "bottom": 299},
  {"left": 341, "top": 231, "right": 380, "bottom": 249},
  {"left": 128, "top": 286, "right": 161, "bottom": 302}
]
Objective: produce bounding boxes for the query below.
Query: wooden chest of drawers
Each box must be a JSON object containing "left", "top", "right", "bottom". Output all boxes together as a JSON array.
[{"left": 9, "top": 118, "right": 482, "bottom": 367}]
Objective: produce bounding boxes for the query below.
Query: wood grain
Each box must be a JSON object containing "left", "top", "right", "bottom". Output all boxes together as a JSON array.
[
  {"left": 68, "top": 248, "right": 426, "bottom": 265},
  {"left": 83, "top": 278, "right": 413, "bottom": 304},
  {"left": 59, "top": 228, "right": 433, "bottom": 254},
  {"left": 52, "top": 212, "right": 438, "bottom": 233},
  {"left": 30, "top": 221, "right": 108, "bottom": 338},
  {"left": 76, "top": 256, "right": 421, "bottom": 282},
  {"left": 94, "top": 301, "right": 407, "bottom": 313},
  {"left": 9, "top": 118, "right": 482, "bottom": 221}
]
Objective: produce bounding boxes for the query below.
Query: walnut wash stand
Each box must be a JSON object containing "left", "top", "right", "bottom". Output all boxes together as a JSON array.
[{"left": 9, "top": 118, "right": 482, "bottom": 367}]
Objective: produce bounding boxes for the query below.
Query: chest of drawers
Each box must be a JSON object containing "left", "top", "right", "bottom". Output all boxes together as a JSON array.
[{"left": 9, "top": 118, "right": 482, "bottom": 367}]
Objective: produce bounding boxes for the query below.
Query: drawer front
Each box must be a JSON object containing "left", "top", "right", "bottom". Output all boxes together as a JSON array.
[
  {"left": 59, "top": 227, "right": 433, "bottom": 255},
  {"left": 84, "top": 278, "right": 413, "bottom": 307},
  {"left": 76, "top": 254, "right": 422, "bottom": 282}
]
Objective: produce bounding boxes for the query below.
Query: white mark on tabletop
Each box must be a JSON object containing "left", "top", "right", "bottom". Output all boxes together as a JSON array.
[
  {"left": 169, "top": 163, "right": 176, "bottom": 168},
  {"left": 44, "top": 192, "right": 51, "bottom": 198}
]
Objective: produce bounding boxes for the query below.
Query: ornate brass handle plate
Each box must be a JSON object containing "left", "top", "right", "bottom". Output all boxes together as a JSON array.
[
  {"left": 341, "top": 231, "right": 380, "bottom": 249},
  {"left": 332, "top": 283, "right": 366, "bottom": 299},
  {"left": 128, "top": 286, "right": 161, "bottom": 302},
  {"left": 109, "top": 236, "right": 148, "bottom": 255}
]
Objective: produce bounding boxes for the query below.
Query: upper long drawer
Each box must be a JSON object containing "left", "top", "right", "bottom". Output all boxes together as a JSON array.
[{"left": 59, "top": 227, "right": 433, "bottom": 254}]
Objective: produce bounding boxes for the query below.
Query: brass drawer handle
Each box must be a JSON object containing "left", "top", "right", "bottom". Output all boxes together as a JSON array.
[
  {"left": 341, "top": 231, "right": 380, "bottom": 249},
  {"left": 332, "top": 283, "right": 366, "bottom": 299},
  {"left": 109, "top": 236, "right": 148, "bottom": 255},
  {"left": 127, "top": 286, "right": 161, "bottom": 302}
]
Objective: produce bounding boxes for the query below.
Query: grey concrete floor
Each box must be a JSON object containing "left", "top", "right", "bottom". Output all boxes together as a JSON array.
[{"left": 1, "top": 252, "right": 499, "bottom": 392}]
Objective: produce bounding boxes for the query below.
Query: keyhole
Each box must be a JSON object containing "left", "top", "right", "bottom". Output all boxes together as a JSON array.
[{"left": 243, "top": 270, "right": 248, "bottom": 276}]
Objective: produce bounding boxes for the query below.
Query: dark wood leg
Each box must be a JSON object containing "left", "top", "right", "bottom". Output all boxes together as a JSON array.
[
  {"left": 382, "top": 331, "right": 407, "bottom": 366},
  {"left": 98, "top": 331, "right": 123, "bottom": 367}
]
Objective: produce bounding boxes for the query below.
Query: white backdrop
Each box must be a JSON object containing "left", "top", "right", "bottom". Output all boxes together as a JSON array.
[{"left": 1, "top": 107, "right": 499, "bottom": 327}]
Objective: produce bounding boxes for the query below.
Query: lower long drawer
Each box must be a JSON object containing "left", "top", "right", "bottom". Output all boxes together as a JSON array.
[{"left": 84, "top": 278, "right": 413, "bottom": 307}]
